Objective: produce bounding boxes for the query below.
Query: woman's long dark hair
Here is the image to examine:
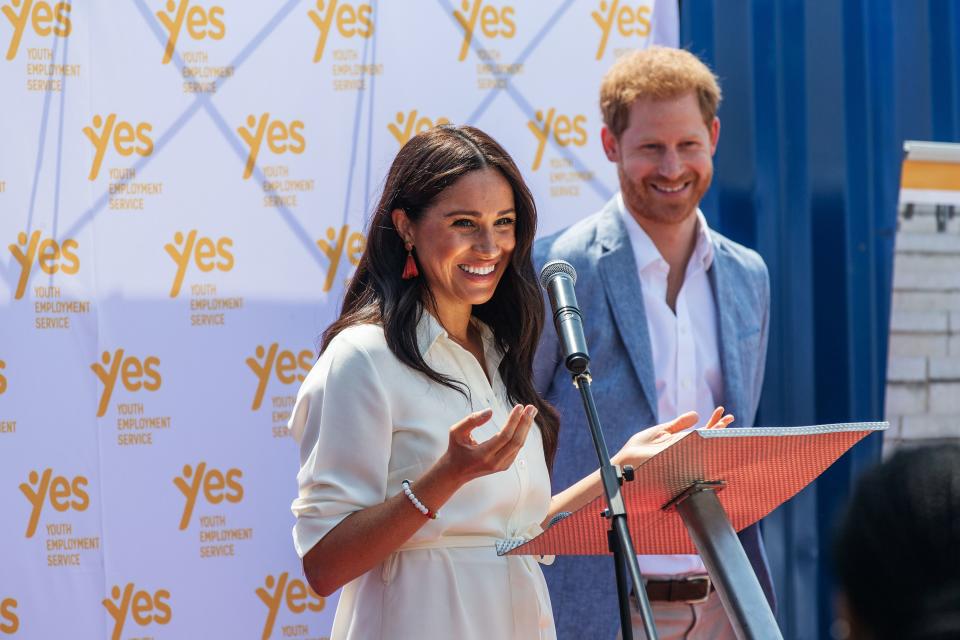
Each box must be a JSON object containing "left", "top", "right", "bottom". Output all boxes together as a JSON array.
[{"left": 321, "top": 125, "right": 560, "bottom": 470}]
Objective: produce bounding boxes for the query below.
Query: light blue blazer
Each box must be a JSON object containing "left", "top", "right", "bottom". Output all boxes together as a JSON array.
[{"left": 533, "top": 197, "right": 775, "bottom": 639}]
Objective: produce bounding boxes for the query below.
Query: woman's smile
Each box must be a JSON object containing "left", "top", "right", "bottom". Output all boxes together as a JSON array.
[{"left": 394, "top": 167, "right": 517, "bottom": 321}]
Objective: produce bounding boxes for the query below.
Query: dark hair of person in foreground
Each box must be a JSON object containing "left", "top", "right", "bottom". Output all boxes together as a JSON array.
[
  {"left": 320, "top": 124, "right": 560, "bottom": 469},
  {"left": 834, "top": 443, "right": 960, "bottom": 639}
]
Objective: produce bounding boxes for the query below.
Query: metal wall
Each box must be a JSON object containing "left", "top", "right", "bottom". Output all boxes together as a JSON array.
[{"left": 680, "top": 1, "right": 960, "bottom": 637}]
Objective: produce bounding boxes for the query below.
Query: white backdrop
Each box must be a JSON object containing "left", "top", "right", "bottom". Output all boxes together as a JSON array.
[{"left": 0, "top": 1, "right": 675, "bottom": 637}]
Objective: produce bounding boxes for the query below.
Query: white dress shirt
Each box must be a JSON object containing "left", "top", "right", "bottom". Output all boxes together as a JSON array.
[
  {"left": 289, "top": 312, "right": 555, "bottom": 639},
  {"left": 618, "top": 194, "right": 722, "bottom": 578}
]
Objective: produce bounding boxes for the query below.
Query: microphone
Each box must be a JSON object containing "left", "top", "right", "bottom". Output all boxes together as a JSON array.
[{"left": 538, "top": 260, "right": 590, "bottom": 374}]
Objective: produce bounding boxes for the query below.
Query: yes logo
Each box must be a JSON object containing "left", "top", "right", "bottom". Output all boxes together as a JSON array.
[
  {"left": 453, "top": 0, "right": 515, "bottom": 62},
  {"left": 9, "top": 230, "right": 79, "bottom": 300},
  {"left": 317, "top": 225, "right": 365, "bottom": 292},
  {"left": 0, "top": 360, "right": 6, "bottom": 395},
  {"left": 164, "top": 230, "right": 234, "bottom": 298},
  {"left": 256, "top": 572, "right": 324, "bottom": 640},
  {"left": 592, "top": 0, "right": 651, "bottom": 59},
  {"left": 237, "top": 113, "right": 305, "bottom": 180},
  {"left": 102, "top": 584, "right": 172, "bottom": 640},
  {"left": 246, "top": 344, "right": 312, "bottom": 411},
  {"left": 19, "top": 468, "right": 89, "bottom": 538},
  {"left": 387, "top": 110, "right": 450, "bottom": 147},
  {"left": 527, "top": 109, "right": 587, "bottom": 171},
  {"left": 156, "top": 0, "right": 225, "bottom": 65},
  {"left": 308, "top": 0, "right": 372, "bottom": 63},
  {"left": 0, "top": 598, "right": 18, "bottom": 635},
  {"left": 2, "top": 0, "right": 71, "bottom": 61},
  {"left": 82, "top": 114, "right": 154, "bottom": 181},
  {"left": 173, "top": 462, "right": 243, "bottom": 530},
  {"left": 90, "top": 350, "right": 161, "bottom": 418}
]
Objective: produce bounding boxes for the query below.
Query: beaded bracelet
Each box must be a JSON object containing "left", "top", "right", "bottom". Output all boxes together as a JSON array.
[{"left": 401, "top": 479, "right": 438, "bottom": 519}]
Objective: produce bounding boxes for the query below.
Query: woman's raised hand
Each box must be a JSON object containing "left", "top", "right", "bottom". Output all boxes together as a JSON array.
[
  {"left": 440, "top": 405, "right": 537, "bottom": 485},
  {"left": 612, "top": 407, "right": 734, "bottom": 467}
]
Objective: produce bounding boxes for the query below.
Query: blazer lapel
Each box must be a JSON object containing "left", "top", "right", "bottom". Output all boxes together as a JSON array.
[
  {"left": 708, "top": 237, "right": 747, "bottom": 426},
  {"left": 596, "top": 204, "right": 659, "bottom": 422}
]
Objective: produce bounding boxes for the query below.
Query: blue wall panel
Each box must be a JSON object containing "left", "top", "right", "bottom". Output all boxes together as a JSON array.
[{"left": 680, "top": 1, "right": 960, "bottom": 637}]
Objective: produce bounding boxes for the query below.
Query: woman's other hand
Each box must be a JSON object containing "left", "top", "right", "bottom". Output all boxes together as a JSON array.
[
  {"left": 438, "top": 405, "right": 537, "bottom": 485},
  {"left": 612, "top": 407, "right": 734, "bottom": 467},
  {"left": 302, "top": 403, "right": 538, "bottom": 595}
]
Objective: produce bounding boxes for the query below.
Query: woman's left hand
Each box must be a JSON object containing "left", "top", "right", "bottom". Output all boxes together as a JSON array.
[{"left": 612, "top": 407, "right": 734, "bottom": 467}]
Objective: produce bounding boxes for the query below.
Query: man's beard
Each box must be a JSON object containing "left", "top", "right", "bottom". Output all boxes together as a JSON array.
[{"left": 619, "top": 164, "right": 706, "bottom": 225}]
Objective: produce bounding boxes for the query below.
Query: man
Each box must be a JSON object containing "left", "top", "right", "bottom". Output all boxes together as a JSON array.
[{"left": 534, "top": 47, "right": 775, "bottom": 639}]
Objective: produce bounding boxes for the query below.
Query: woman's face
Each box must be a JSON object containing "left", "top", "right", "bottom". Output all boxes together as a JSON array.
[{"left": 394, "top": 167, "right": 517, "bottom": 318}]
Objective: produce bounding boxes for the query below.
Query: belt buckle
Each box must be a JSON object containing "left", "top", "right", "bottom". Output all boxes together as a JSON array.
[{"left": 682, "top": 575, "right": 712, "bottom": 604}]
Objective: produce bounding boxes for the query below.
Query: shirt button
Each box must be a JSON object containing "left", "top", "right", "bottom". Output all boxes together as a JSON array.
[
  {"left": 681, "top": 379, "right": 691, "bottom": 390},
  {"left": 518, "top": 459, "right": 526, "bottom": 468}
]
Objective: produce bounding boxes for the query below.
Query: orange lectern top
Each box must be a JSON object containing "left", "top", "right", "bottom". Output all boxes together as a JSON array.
[{"left": 506, "top": 422, "right": 887, "bottom": 557}]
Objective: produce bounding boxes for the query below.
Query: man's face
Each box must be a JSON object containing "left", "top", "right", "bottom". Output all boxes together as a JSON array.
[{"left": 602, "top": 92, "right": 719, "bottom": 225}]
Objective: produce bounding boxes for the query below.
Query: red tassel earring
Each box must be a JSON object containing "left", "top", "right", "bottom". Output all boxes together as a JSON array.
[{"left": 402, "top": 241, "right": 419, "bottom": 279}]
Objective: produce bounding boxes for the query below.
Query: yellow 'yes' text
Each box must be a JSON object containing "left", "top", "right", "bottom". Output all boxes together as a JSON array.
[
  {"left": 1, "top": 0, "right": 71, "bottom": 61},
  {"left": 156, "top": 0, "right": 225, "bottom": 64},
  {"left": 246, "top": 344, "right": 312, "bottom": 411},
  {"left": 317, "top": 224, "right": 365, "bottom": 292},
  {"left": 256, "top": 572, "right": 324, "bottom": 640},
  {"left": 387, "top": 110, "right": 450, "bottom": 147},
  {"left": 527, "top": 108, "right": 588, "bottom": 171},
  {"left": 173, "top": 462, "right": 243, "bottom": 530},
  {"left": 8, "top": 230, "right": 79, "bottom": 300},
  {"left": 164, "top": 230, "right": 234, "bottom": 298},
  {"left": 19, "top": 468, "right": 89, "bottom": 538},
  {"left": 0, "top": 598, "right": 18, "bottom": 635},
  {"left": 82, "top": 114, "right": 154, "bottom": 181},
  {"left": 237, "top": 113, "right": 305, "bottom": 180},
  {"left": 90, "top": 349, "right": 161, "bottom": 418},
  {"left": 102, "top": 583, "right": 172, "bottom": 640},
  {"left": 592, "top": 0, "right": 650, "bottom": 59},
  {"left": 453, "top": 0, "right": 515, "bottom": 62},
  {"left": 308, "top": 0, "right": 372, "bottom": 63}
]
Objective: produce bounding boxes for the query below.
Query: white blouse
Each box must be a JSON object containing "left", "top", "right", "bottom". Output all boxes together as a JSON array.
[{"left": 289, "top": 311, "right": 555, "bottom": 640}]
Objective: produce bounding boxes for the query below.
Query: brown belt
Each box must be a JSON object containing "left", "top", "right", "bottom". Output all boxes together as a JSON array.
[{"left": 644, "top": 576, "right": 713, "bottom": 603}]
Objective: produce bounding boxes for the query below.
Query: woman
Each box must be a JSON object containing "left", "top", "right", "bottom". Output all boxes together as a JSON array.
[{"left": 289, "top": 125, "right": 731, "bottom": 639}]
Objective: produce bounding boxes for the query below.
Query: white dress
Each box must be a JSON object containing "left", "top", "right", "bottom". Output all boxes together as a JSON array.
[{"left": 289, "top": 312, "right": 556, "bottom": 639}]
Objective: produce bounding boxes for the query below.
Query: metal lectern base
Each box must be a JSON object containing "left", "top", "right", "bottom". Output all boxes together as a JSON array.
[{"left": 673, "top": 482, "right": 782, "bottom": 640}]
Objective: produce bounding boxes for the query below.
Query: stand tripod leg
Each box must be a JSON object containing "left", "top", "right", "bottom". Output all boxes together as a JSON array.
[{"left": 675, "top": 487, "right": 782, "bottom": 640}]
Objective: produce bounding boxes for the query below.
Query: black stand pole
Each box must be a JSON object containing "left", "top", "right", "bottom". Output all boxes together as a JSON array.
[
  {"left": 608, "top": 527, "right": 635, "bottom": 635},
  {"left": 574, "top": 372, "right": 657, "bottom": 640}
]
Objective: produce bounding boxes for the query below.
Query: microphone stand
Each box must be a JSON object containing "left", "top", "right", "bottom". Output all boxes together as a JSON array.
[
  {"left": 540, "top": 260, "right": 656, "bottom": 637},
  {"left": 571, "top": 370, "right": 658, "bottom": 640}
]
